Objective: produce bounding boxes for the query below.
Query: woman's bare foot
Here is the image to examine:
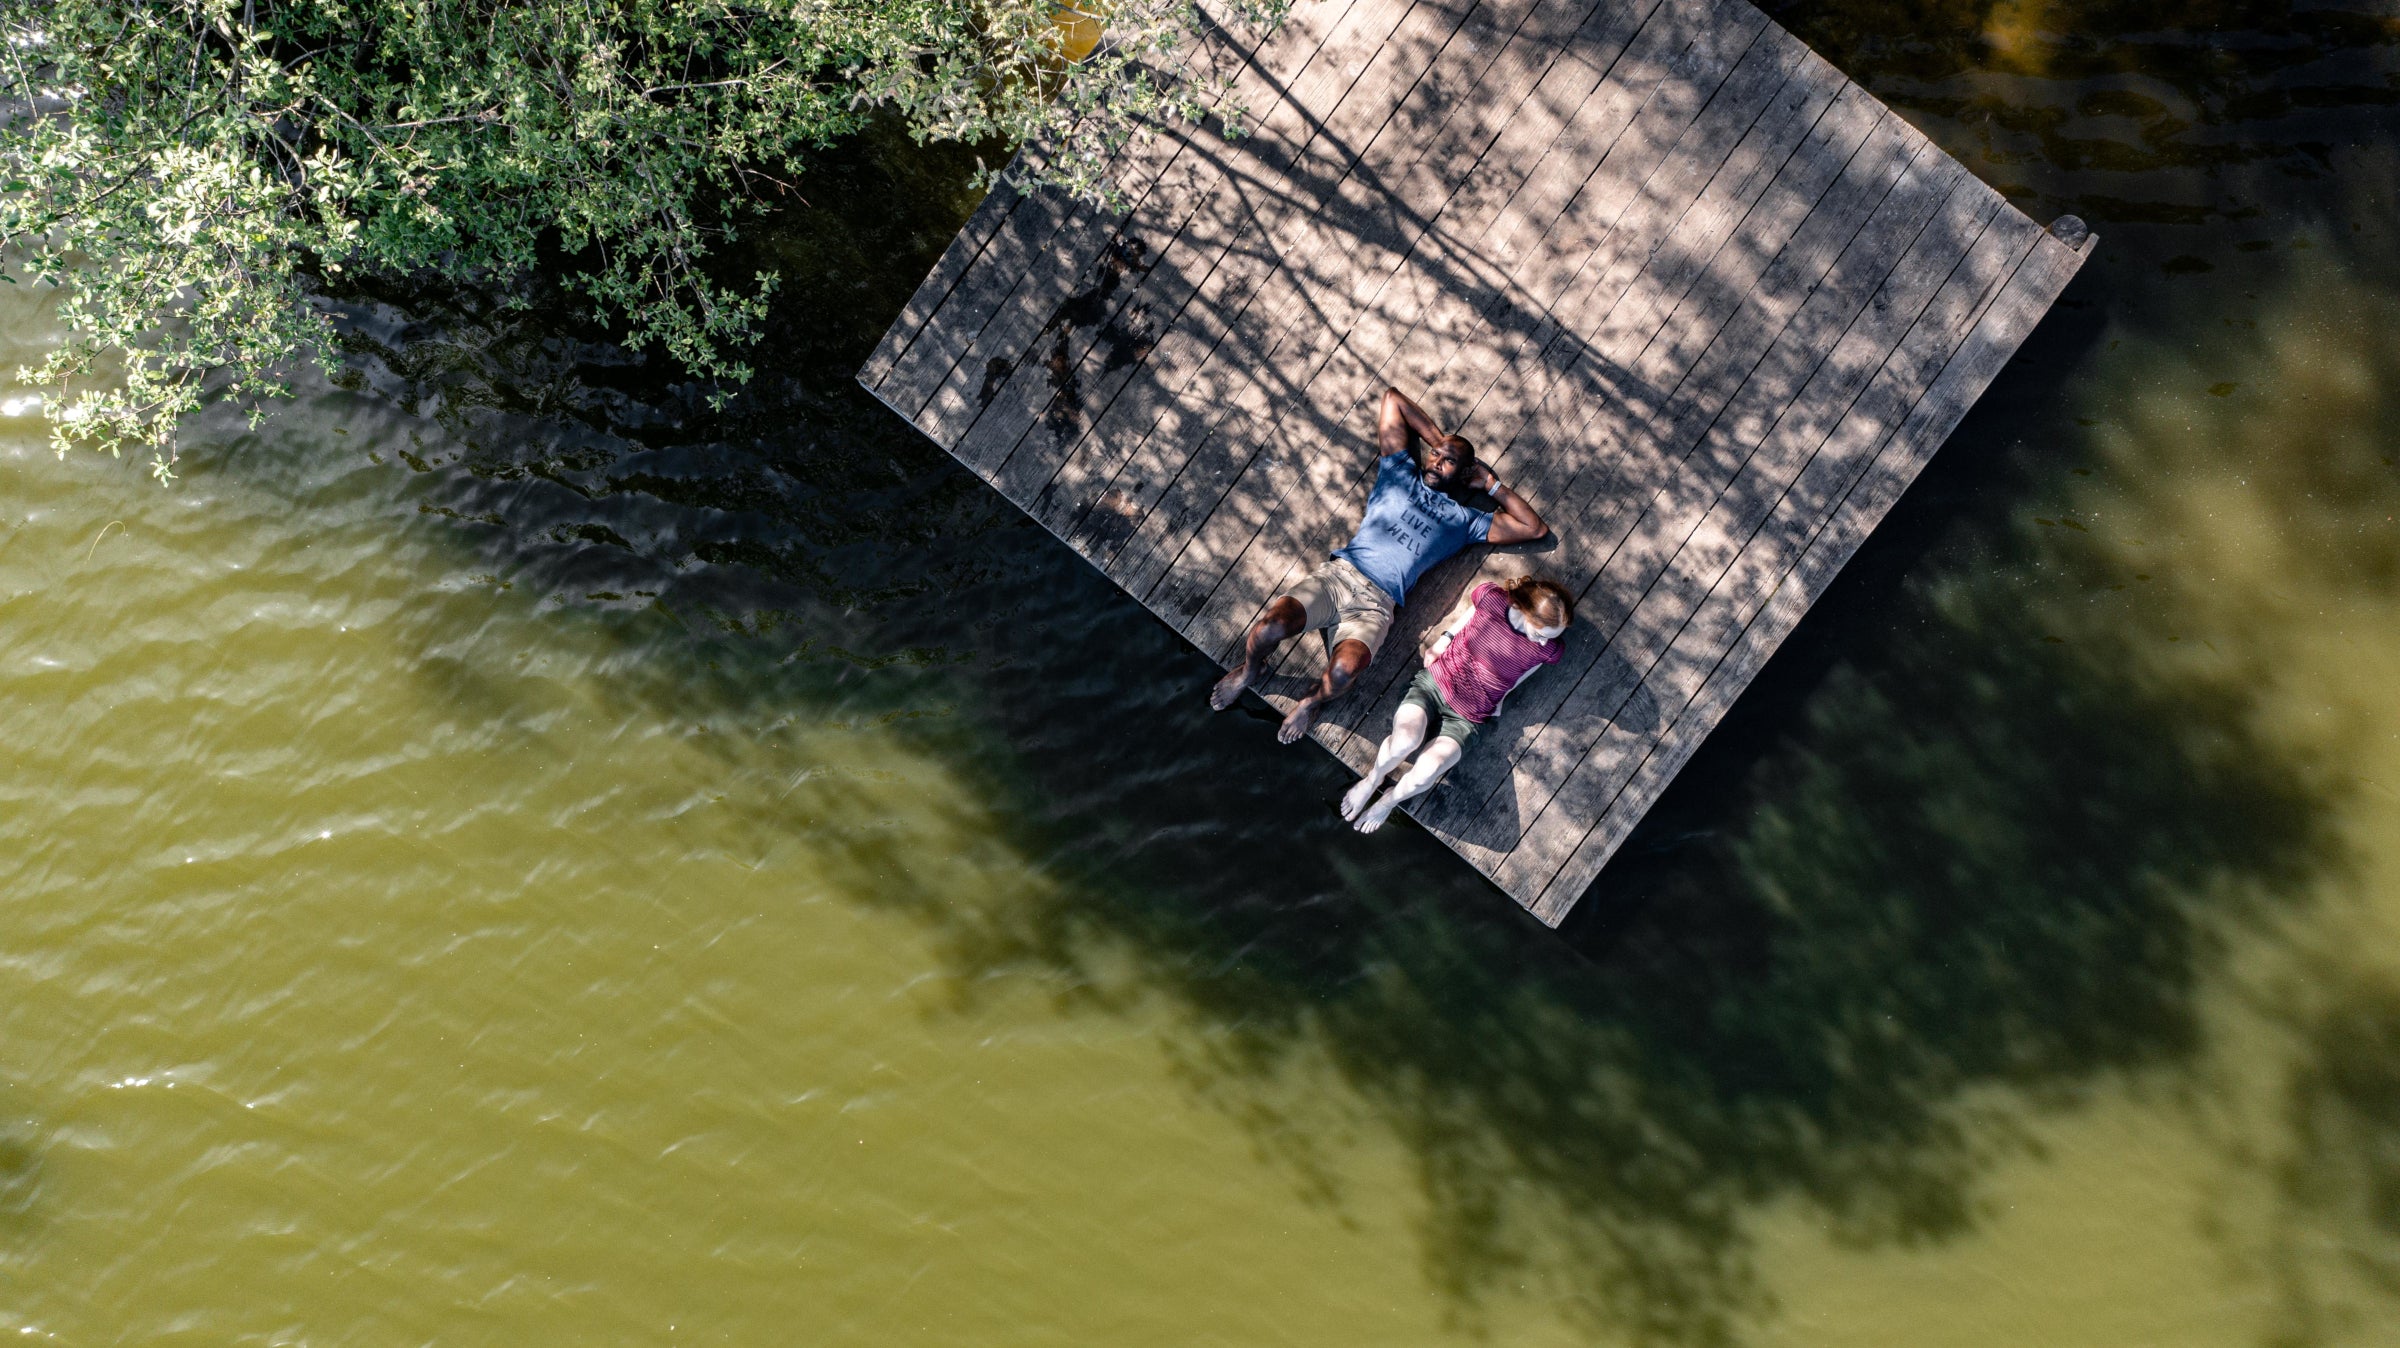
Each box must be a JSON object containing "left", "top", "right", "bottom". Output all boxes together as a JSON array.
[
  {"left": 1277, "top": 699, "right": 1319, "bottom": 744},
  {"left": 1209, "top": 663, "right": 1255, "bottom": 711},
  {"left": 1355, "top": 791, "right": 1400, "bottom": 834},
  {"left": 1340, "top": 774, "right": 1382, "bottom": 821}
]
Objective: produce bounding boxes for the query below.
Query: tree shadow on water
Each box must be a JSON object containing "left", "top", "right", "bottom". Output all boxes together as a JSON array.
[
  {"left": 230, "top": 67, "right": 2375, "bottom": 1346},
  {"left": 825, "top": 203, "right": 2347, "bottom": 1333},
  {"left": 298, "top": 231, "right": 2337, "bottom": 1348},
  {"left": 894, "top": 481, "right": 2337, "bottom": 1340},
  {"left": 0, "top": 1094, "right": 44, "bottom": 1258},
  {"left": 2265, "top": 973, "right": 2400, "bottom": 1346}
]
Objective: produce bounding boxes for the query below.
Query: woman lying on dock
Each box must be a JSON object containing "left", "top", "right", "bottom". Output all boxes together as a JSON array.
[{"left": 1342, "top": 575, "right": 1574, "bottom": 834}]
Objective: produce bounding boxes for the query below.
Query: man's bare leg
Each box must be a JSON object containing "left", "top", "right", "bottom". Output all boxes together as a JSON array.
[
  {"left": 1278, "top": 638, "right": 1372, "bottom": 745},
  {"left": 1343, "top": 702, "right": 1429, "bottom": 820},
  {"left": 1212, "top": 596, "right": 1306, "bottom": 711},
  {"left": 1355, "top": 737, "right": 1464, "bottom": 834}
]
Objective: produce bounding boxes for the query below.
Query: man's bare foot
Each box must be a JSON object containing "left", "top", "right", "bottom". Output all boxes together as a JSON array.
[
  {"left": 1209, "top": 663, "right": 1254, "bottom": 711},
  {"left": 1340, "top": 774, "right": 1382, "bottom": 821},
  {"left": 1355, "top": 792, "right": 1400, "bottom": 834},
  {"left": 1277, "top": 699, "right": 1319, "bottom": 745}
]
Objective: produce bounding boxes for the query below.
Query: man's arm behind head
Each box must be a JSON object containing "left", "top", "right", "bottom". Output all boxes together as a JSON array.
[
  {"left": 1472, "top": 465, "right": 1549, "bottom": 545},
  {"left": 1378, "top": 387, "right": 1449, "bottom": 458}
]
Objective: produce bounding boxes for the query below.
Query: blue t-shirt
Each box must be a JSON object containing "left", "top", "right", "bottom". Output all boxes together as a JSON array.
[{"left": 1332, "top": 451, "right": 1494, "bottom": 604}]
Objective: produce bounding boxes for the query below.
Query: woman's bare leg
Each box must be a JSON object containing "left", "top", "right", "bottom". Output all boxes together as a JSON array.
[
  {"left": 1354, "top": 738, "right": 1464, "bottom": 834},
  {"left": 1342, "top": 703, "right": 1429, "bottom": 821}
]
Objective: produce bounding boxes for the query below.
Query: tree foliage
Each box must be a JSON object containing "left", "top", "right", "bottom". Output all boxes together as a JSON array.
[{"left": 0, "top": 0, "right": 1284, "bottom": 478}]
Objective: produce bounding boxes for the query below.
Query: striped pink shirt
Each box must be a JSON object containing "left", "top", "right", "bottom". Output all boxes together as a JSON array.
[{"left": 1429, "top": 583, "right": 1563, "bottom": 723}]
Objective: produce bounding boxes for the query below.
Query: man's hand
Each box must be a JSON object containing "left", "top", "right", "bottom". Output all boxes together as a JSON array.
[
  {"left": 1483, "top": 474, "right": 1550, "bottom": 545},
  {"left": 1465, "top": 461, "right": 1498, "bottom": 494}
]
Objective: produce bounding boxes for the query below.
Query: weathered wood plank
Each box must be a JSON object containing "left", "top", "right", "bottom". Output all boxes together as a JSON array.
[
  {"left": 1389, "top": 13, "right": 1805, "bottom": 406},
  {"left": 974, "top": 0, "right": 1523, "bottom": 503},
  {"left": 1152, "top": 0, "right": 1737, "bottom": 655},
  {"left": 858, "top": 166, "right": 1033, "bottom": 395},
  {"left": 1451, "top": 49, "right": 1849, "bottom": 444},
  {"left": 1406, "top": 101, "right": 1934, "bottom": 839},
  {"left": 1522, "top": 229, "right": 2093, "bottom": 920},
  {"left": 947, "top": 125, "right": 1235, "bottom": 482},
  {"left": 1326, "top": 69, "right": 1883, "bottom": 784},
  {"left": 1491, "top": 171, "right": 1997, "bottom": 827},
  {"left": 871, "top": 0, "right": 1358, "bottom": 423},
  {"left": 1024, "top": 0, "right": 1549, "bottom": 562},
  {"left": 1150, "top": 0, "right": 1754, "bottom": 635},
  {"left": 898, "top": 0, "right": 1384, "bottom": 446},
  {"left": 1542, "top": 114, "right": 1938, "bottom": 527},
  {"left": 1320, "top": 23, "right": 1828, "bottom": 747},
  {"left": 1483, "top": 177, "right": 2013, "bottom": 885},
  {"left": 872, "top": 145, "right": 1084, "bottom": 420},
  {"left": 1089, "top": 0, "right": 1663, "bottom": 597}
]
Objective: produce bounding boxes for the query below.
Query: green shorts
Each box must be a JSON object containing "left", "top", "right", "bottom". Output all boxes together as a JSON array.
[{"left": 1400, "top": 668, "right": 1481, "bottom": 747}]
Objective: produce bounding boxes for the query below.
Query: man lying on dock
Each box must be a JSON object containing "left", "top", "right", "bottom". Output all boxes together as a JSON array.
[{"left": 1208, "top": 386, "right": 1550, "bottom": 744}]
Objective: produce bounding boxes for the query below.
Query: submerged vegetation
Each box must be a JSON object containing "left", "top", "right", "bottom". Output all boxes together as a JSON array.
[{"left": 0, "top": 0, "right": 1284, "bottom": 478}]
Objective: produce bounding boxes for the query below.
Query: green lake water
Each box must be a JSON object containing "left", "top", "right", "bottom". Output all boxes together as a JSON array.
[{"left": 3, "top": 2, "right": 2398, "bottom": 1343}]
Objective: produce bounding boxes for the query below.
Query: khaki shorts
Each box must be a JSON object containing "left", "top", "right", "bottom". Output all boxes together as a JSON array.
[{"left": 1286, "top": 557, "right": 1396, "bottom": 660}]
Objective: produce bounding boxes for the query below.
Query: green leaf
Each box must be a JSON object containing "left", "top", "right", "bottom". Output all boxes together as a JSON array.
[{"left": 0, "top": 0, "right": 1289, "bottom": 473}]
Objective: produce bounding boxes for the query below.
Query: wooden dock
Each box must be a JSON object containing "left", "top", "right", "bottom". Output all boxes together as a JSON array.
[{"left": 858, "top": 0, "right": 2092, "bottom": 925}]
